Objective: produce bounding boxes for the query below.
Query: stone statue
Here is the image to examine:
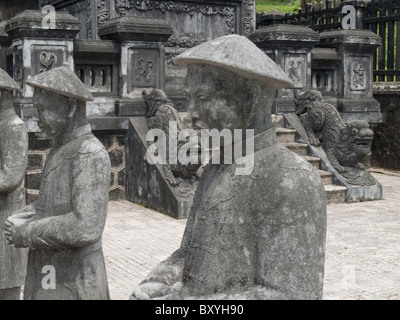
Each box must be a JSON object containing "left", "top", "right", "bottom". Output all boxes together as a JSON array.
[
  {"left": 130, "top": 35, "right": 327, "bottom": 300},
  {"left": 4, "top": 65, "right": 111, "bottom": 300},
  {"left": 0, "top": 68, "right": 28, "bottom": 300},
  {"left": 143, "top": 88, "right": 202, "bottom": 188},
  {"left": 295, "top": 89, "right": 376, "bottom": 186}
]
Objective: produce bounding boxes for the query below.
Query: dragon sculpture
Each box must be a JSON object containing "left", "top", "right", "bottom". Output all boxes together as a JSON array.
[
  {"left": 143, "top": 89, "right": 202, "bottom": 191},
  {"left": 295, "top": 90, "right": 375, "bottom": 186}
]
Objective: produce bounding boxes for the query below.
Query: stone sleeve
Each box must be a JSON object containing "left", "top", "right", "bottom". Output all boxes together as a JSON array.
[
  {"left": 0, "top": 123, "right": 28, "bottom": 194},
  {"left": 16, "top": 147, "right": 111, "bottom": 250}
]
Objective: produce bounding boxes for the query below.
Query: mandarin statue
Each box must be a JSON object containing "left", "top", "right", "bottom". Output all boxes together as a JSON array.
[
  {"left": 4, "top": 65, "right": 111, "bottom": 300},
  {"left": 0, "top": 68, "right": 28, "bottom": 300},
  {"left": 130, "top": 35, "right": 327, "bottom": 300}
]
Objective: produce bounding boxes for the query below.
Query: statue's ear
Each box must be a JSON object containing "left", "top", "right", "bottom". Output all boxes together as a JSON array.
[{"left": 67, "top": 98, "right": 78, "bottom": 119}]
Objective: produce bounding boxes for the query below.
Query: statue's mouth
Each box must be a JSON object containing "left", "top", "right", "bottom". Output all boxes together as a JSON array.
[{"left": 355, "top": 139, "right": 372, "bottom": 149}]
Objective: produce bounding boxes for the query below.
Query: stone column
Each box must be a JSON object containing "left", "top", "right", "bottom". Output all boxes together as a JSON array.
[
  {"left": 319, "top": 29, "right": 382, "bottom": 123},
  {"left": 249, "top": 24, "right": 320, "bottom": 113},
  {"left": 98, "top": 16, "right": 173, "bottom": 117},
  {"left": 5, "top": 9, "right": 80, "bottom": 132}
]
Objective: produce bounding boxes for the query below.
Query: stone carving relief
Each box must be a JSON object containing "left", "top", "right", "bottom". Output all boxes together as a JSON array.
[
  {"left": 114, "top": 0, "right": 237, "bottom": 36},
  {"left": 13, "top": 48, "right": 23, "bottom": 84},
  {"left": 166, "top": 34, "right": 207, "bottom": 48},
  {"left": 97, "top": 0, "right": 110, "bottom": 27},
  {"left": 242, "top": 0, "right": 255, "bottom": 36},
  {"left": 286, "top": 58, "right": 304, "bottom": 89},
  {"left": 143, "top": 89, "right": 201, "bottom": 198},
  {"left": 39, "top": 52, "right": 57, "bottom": 73},
  {"left": 87, "top": 0, "right": 93, "bottom": 39},
  {"left": 135, "top": 58, "right": 154, "bottom": 85},
  {"left": 295, "top": 89, "right": 376, "bottom": 186},
  {"left": 115, "top": 0, "right": 131, "bottom": 16},
  {"left": 351, "top": 61, "right": 366, "bottom": 91}
]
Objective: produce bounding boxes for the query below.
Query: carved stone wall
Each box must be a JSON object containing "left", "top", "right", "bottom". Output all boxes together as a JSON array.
[
  {"left": 0, "top": 0, "right": 38, "bottom": 20},
  {"left": 38, "top": 0, "right": 256, "bottom": 109}
]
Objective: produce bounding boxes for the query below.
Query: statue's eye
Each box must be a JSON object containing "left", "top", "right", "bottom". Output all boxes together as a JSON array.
[{"left": 352, "top": 128, "right": 359, "bottom": 135}]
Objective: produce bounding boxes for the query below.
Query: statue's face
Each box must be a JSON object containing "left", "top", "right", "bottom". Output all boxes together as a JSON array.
[
  {"left": 33, "top": 88, "right": 70, "bottom": 139},
  {"left": 184, "top": 64, "right": 250, "bottom": 132}
]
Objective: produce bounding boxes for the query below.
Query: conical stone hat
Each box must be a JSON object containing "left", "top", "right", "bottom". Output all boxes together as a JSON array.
[
  {"left": 174, "top": 34, "right": 292, "bottom": 90},
  {"left": 26, "top": 65, "right": 94, "bottom": 102},
  {"left": 0, "top": 68, "right": 20, "bottom": 91}
]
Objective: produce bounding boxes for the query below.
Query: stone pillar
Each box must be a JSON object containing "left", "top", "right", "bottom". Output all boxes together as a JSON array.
[
  {"left": 249, "top": 24, "right": 320, "bottom": 113},
  {"left": 5, "top": 9, "right": 80, "bottom": 132},
  {"left": 98, "top": 16, "right": 173, "bottom": 117},
  {"left": 319, "top": 29, "right": 382, "bottom": 123}
]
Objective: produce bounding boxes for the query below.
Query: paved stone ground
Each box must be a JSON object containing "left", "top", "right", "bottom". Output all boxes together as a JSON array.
[{"left": 103, "top": 170, "right": 400, "bottom": 300}]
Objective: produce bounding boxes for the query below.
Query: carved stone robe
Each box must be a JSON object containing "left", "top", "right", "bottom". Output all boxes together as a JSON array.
[
  {"left": 175, "top": 128, "right": 327, "bottom": 299},
  {"left": 0, "top": 108, "right": 28, "bottom": 290},
  {"left": 182, "top": 129, "right": 326, "bottom": 299},
  {"left": 16, "top": 125, "right": 111, "bottom": 300}
]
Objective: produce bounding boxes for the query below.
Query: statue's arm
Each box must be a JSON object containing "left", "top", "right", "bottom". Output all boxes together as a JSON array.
[
  {"left": 131, "top": 201, "right": 197, "bottom": 300},
  {"left": 0, "top": 123, "right": 28, "bottom": 194},
  {"left": 11, "top": 148, "right": 110, "bottom": 249}
]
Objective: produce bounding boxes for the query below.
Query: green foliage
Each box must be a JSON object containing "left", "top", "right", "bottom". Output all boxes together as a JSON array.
[
  {"left": 256, "top": 0, "right": 302, "bottom": 13},
  {"left": 256, "top": 0, "right": 322, "bottom": 14}
]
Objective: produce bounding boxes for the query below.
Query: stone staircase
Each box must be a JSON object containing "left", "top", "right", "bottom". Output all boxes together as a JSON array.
[{"left": 274, "top": 117, "right": 347, "bottom": 204}]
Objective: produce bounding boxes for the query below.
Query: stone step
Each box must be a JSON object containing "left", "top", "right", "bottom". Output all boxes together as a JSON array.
[
  {"left": 282, "top": 142, "right": 308, "bottom": 156},
  {"left": 318, "top": 169, "right": 334, "bottom": 186},
  {"left": 303, "top": 156, "right": 321, "bottom": 170},
  {"left": 272, "top": 114, "right": 285, "bottom": 128},
  {"left": 276, "top": 128, "right": 296, "bottom": 143},
  {"left": 324, "top": 185, "right": 347, "bottom": 204}
]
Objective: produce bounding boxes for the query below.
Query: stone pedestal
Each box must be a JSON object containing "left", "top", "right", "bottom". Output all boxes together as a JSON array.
[
  {"left": 310, "top": 145, "right": 382, "bottom": 203},
  {"left": 5, "top": 10, "right": 80, "bottom": 132},
  {"left": 249, "top": 24, "right": 320, "bottom": 113},
  {"left": 98, "top": 16, "right": 173, "bottom": 117},
  {"left": 319, "top": 29, "right": 382, "bottom": 123}
]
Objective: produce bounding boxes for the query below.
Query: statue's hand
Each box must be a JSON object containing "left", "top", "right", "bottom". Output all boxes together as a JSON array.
[
  {"left": 308, "top": 137, "right": 321, "bottom": 147},
  {"left": 130, "top": 282, "right": 181, "bottom": 300},
  {"left": 11, "top": 211, "right": 35, "bottom": 220},
  {"left": 4, "top": 216, "right": 29, "bottom": 247}
]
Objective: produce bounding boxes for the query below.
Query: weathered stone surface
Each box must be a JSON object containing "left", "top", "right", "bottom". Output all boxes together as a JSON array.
[
  {"left": 292, "top": 90, "right": 382, "bottom": 202},
  {"left": 250, "top": 25, "right": 319, "bottom": 113},
  {"left": 5, "top": 9, "right": 80, "bottom": 39},
  {"left": 131, "top": 35, "right": 327, "bottom": 300},
  {"left": 0, "top": 68, "right": 20, "bottom": 91},
  {"left": 98, "top": 16, "right": 173, "bottom": 42},
  {"left": 318, "top": 29, "right": 382, "bottom": 123},
  {"left": 0, "top": 69, "right": 29, "bottom": 300},
  {"left": 175, "top": 34, "right": 293, "bottom": 90},
  {"left": 26, "top": 65, "right": 94, "bottom": 103},
  {"left": 5, "top": 66, "right": 111, "bottom": 300}
]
